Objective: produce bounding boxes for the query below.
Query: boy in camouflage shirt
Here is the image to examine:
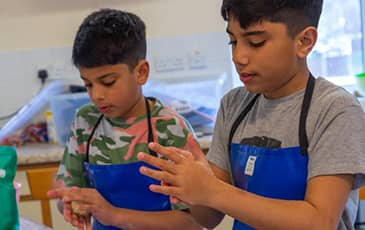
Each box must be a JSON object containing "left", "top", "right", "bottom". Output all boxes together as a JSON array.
[
  {"left": 57, "top": 100, "right": 192, "bottom": 187},
  {"left": 48, "top": 9, "right": 202, "bottom": 230}
]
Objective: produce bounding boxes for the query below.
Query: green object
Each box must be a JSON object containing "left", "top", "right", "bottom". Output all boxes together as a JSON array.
[
  {"left": 355, "top": 72, "right": 365, "bottom": 95},
  {"left": 0, "top": 146, "right": 19, "bottom": 230}
]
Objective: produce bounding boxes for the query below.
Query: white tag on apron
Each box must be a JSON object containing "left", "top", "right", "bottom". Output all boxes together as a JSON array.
[{"left": 245, "top": 156, "right": 257, "bottom": 176}]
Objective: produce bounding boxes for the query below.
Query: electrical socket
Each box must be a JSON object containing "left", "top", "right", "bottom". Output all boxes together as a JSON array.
[{"left": 37, "top": 69, "right": 48, "bottom": 85}]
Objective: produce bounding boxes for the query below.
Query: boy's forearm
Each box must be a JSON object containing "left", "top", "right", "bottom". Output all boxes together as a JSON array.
[
  {"left": 208, "top": 181, "right": 317, "bottom": 230},
  {"left": 191, "top": 205, "right": 225, "bottom": 229},
  {"left": 204, "top": 176, "right": 351, "bottom": 230},
  {"left": 111, "top": 209, "right": 203, "bottom": 230}
]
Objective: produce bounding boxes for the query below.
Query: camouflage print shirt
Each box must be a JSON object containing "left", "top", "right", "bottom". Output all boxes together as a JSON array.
[{"left": 56, "top": 98, "right": 194, "bottom": 210}]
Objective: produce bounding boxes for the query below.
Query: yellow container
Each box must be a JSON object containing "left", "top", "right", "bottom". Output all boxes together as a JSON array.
[{"left": 45, "top": 111, "right": 58, "bottom": 144}]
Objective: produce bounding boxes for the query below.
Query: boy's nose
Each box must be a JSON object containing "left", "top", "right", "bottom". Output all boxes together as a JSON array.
[
  {"left": 91, "top": 87, "right": 105, "bottom": 101},
  {"left": 232, "top": 48, "right": 249, "bottom": 66}
]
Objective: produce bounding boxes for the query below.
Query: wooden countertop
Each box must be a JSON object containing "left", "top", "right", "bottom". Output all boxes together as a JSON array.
[{"left": 16, "top": 143, "right": 63, "bottom": 166}]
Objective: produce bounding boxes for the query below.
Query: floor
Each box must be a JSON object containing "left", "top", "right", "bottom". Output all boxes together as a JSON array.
[{"left": 16, "top": 171, "right": 234, "bottom": 230}]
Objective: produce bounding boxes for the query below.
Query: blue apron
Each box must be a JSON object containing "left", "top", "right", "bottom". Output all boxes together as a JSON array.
[
  {"left": 84, "top": 97, "right": 171, "bottom": 230},
  {"left": 228, "top": 75, "right": 315, "bottom": 230}
]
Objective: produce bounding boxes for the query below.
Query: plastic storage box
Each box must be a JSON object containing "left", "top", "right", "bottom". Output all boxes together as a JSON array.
[{"left": 49, "top": 93, "right": 91, "bottom": 146}]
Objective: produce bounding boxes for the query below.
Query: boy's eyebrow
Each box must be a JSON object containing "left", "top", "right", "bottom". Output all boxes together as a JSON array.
[
  {"left": 226, "top": 27, "right": 267, "bottom": 37},
  {"left": 80, "top": 73, "right": 117, "bottom": 81}
]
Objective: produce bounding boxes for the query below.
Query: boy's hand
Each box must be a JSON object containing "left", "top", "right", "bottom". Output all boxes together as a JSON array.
[
  {"left": 48, "top": 187, "right": 91, "bottom": 229},
  {"left": 48, "top": 187, "right": 117, "bottom": 227},
  {"left": 164, "top": 145, "right": 195, "bottom": 205},
  {"left": 71, "top": 211, "right": 91, "bottom": 230},
  {"left": 138, "top": 133, "right": 216, "bottom": 206}
]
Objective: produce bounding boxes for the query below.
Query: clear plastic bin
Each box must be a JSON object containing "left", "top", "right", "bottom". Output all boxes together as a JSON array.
[{"left": 49, "top": 93, "right": 91, "bottom": 146}]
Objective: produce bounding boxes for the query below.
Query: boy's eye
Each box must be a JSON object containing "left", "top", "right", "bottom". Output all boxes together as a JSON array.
[
  {"left": 102, "top": 80, "right": 116, "bottom": 87},
  {"left": 228, "top": 40, "right": 237, "bottom": 46},
  {"left": 249, "top": 40, "right": 266, "bottom": 48}
]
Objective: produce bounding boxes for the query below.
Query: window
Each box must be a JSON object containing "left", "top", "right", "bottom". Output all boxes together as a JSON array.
[{"left": 308, "top": 0, "right": 363, "bottom": 87}]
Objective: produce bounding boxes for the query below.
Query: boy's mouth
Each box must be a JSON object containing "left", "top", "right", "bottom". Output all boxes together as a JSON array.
[
  {"left": 98, "top": 105, "right": 111, "bottom": 113},
  {"left": 240, "top": 73, "right": 255, "bottom": 83}
]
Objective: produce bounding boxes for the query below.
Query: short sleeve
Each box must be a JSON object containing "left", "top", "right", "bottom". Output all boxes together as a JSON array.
[
  {"left": 308, "top": 96, "right": 365, "bottom": 189},
  {"left": 207, "top": 98, "right": 231, "bottom": 172},
  {"left": 56, "top": 116, "right": 89, "bottom": 188}
]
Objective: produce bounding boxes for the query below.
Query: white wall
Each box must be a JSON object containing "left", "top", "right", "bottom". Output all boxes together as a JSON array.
[
  {"left": 0, "top": 0, "right": 226, "bottom": 126},
  {"left": 0, "top": 0, "right": 225, "bottom": 51}
]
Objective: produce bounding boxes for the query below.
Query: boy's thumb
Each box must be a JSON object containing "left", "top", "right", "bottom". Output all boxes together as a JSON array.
[
  {"left": 47, "top": 189, "right": 59, "bottom": 199},
  {"left": 187, "top": 133, "right": 205, "bottom": 160},
  {"left": 47, "top": 188, "right": 66, "bottom": 199}
]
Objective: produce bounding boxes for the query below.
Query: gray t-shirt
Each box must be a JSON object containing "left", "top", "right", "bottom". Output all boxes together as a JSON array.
[{"left": 208, "top": 77, "right": 365, "bottom": 230}]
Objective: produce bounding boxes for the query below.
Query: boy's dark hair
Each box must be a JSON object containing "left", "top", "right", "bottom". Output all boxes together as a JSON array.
[
  {"left": 72, "top": 8, "right": 146, "bottom": 69},
  {"left": 221, "top": 0, "right": 323, "bottom": 37}
]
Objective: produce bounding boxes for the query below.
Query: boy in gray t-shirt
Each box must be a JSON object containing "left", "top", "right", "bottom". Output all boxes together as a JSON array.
[
  {"left": 208, "top": 77, "right": 365, "bottom": 229},
  {"left": 137, "top": 1, "right": 365, "bottom": 229}
]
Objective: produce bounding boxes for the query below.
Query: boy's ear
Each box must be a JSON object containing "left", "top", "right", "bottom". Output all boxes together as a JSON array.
[
  {"left": 134, "top": 60, "right": 150, "bottom": 85},
  {"left": 296, "top": 26, "right": 318, "bottom": 59}
]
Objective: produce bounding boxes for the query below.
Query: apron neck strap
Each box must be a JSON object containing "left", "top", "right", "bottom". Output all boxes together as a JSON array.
[
  {"left": 85, "top": 97, "right": 157, "bottom": 162},
  {"left": 228, "top": 94, "right": 260, "bottom": 152},
  {"left": 145, "top": 97, "right": 157, "bottom": 157},
  {"left": 86, "top": 114, "right": 104, "bottom": 163},
  {"left": 298, "top": 73, "right": 315, "bottom": 154},
  {"left": 228, "top": 73, "right": 316, "bottom": 154}
]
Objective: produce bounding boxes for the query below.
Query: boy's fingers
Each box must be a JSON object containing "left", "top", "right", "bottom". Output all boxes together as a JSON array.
[
  {"left": 71, "top": 214, "right": 79, "bottom": 227},
  {"left": 47, "top": 188, "right": 66, "bottom": 199},
  {"left": 81, "top": 215, "right": 92, "bottom": 230},
  {"left": 77, "top": 203, "right": 93, "bottom": 214},
  {"left": 149, "top": 184, "right": 180, "bottom": 197},
  {"left": 63, "top": 194, "right": 88, "bottom": 204},
  {"left": 171, "top": 196, "right": 179, "bottom": 204},
  {"left": 62, "top": 188, "right": 95, "bottom": 203},
  {"left": 187, "top": 133, "right": 205, "bottom": 160},
  {"left": 138, "top": 153, "right": 178, "bottom": 174},
  {"left": 171, "top": 196, "right": 189, "bottom": 206},
  {"left": 64, "top": 207, "right": 72, "bottom": 222},
  {"left": 147, "top": 142, "right": 186, "bottom": 164},
  {"left": 140, "top": 166, "right": 176, "bottom": 185},
  {"left": 170, "top": 147, "right": 194, "bottom": 160},
  {"left": 85, "top": 216, "right": 92, "bottom": 230},
  {"left": 47, "top": 186, "right": 82, "bottom": 199},
  {"left": 71, "top": 213, "right": 84, "bottom": 228}
]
